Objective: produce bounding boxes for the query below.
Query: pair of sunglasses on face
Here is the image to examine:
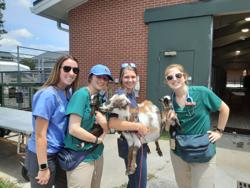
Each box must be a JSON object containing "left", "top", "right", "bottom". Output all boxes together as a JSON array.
[
  {"left": 165, "top": 73, "right": 183, "bottom": 81},
  {"left": 62, "top": 66, "right": 80, "bottom": 74},
  {"left": 121, "top": 63, "right": 136, "bottom": 69}
]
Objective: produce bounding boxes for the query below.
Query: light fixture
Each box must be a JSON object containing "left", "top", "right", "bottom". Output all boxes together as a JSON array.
[
  {"left": 241, "top": 28, "right": 249, "bottom": 33},
  {"left": 235, "top": 50, "right": 241, "bottom": 55},
  {"left": 245, "top": 17, "right": 250, "bottom": 21}
]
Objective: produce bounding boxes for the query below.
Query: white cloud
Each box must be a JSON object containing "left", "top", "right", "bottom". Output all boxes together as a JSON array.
[
  {"left": 17, "top": 0, "right": 32, "bottom": 8},
  {"left": 0, "top": 37, "right": 21, "bottom": 47},
  {"left": 10, "top": 28, "right": 33, "bottom": 38}
]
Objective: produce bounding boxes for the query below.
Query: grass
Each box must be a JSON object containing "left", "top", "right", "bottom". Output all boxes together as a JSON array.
[{"left": 0, "top": 178, "right": 22, "bottom": 188}]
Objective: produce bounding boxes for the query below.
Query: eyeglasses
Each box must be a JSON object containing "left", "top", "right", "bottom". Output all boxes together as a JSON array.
[
  {"left": 62, "top": 66, "right": 80, "bottom": 74},
  {"left": 165, "top": 73, "right": 183, "bottom": 81},
  {"left": 121, "top": 63, "right": 136, "bottom": 69},
  {"left": 96, "top": 75, "right": 109, "bottom": 81}
]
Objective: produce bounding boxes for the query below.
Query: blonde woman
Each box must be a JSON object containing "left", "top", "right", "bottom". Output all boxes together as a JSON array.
[{"left": 164, "top": 64, "right": 229, "bottom": 188}]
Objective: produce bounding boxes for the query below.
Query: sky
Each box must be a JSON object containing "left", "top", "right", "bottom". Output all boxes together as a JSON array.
[{"left": 0, "top": 0, "right": 69, "bottom": 55}]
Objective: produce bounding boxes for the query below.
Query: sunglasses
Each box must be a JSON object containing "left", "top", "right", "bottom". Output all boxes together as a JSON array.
[
  {"left": 165, "top": 73, "right": 183, "bottom": 81},
  {"left": 121, "top": 63, "right": 136, "bottom": 69},
  {"left": 62, "top": 66, "right": 80, "bottom": 74},
  {"left": 96, "top": 75, "right": 109, "bottom": 81}
]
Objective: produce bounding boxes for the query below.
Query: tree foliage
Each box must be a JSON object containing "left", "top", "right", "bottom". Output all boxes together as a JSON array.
[
  {"left": 0, "top": 0, "right": 7, "bottom": 37},
  {"left": 20, "top": 58, "right": 36, "bottom": 70}
]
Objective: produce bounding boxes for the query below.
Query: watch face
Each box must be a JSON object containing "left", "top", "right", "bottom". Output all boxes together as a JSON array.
[{"left": 40, "top": 163, "right": 48, "bottom": 169}]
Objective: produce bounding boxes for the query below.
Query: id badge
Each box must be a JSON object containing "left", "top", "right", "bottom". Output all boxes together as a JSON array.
[{"left": 170, "top": 138, "right": 176, "bottom": 150}]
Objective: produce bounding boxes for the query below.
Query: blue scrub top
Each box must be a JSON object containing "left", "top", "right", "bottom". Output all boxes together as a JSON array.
[{"left": 28, "top": 86, "right": 71, "bottom": 154}]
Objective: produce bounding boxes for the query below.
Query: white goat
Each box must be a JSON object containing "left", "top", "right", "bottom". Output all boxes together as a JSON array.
[{"left": 100, "top": 94, "right": 162, "bottom": 174}]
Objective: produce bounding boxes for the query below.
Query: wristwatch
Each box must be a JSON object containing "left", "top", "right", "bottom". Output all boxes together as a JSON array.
[
  {"left": 214, "top": 128, "right": 224, "bottom": 134},
  {"left": 39, "top": 163, "right": 48, "bottom": 171}
]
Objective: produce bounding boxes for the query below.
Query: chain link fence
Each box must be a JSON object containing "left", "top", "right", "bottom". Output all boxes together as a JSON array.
[{"left": 0, "top": 46, "right": 68, "bottom": 110}]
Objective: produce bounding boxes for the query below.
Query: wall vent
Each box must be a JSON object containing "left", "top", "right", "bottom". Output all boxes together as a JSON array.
[{"left": 237, "top": 180, "right": 250, "bottom": 188}]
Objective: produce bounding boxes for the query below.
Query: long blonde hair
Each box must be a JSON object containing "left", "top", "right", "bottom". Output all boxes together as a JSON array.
[{"left": 42, "top": 55, "right": 80, "bottom": 92}]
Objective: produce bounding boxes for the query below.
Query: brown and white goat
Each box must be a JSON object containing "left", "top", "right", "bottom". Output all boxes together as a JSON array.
[
  {"left": 159, "top": 95, "right": 181, "bottom": 132},
  {"left": 100, "top": 94, "right": 162, "bottom": 175}
]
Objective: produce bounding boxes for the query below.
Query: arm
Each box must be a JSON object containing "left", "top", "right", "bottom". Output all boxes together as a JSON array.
[
  {"left": 109, "top": 117, "right": 148, "bottom": 135},
  {"left": 217, "top": 101, "right": 230, "bottom": 131},
  {"left": 35, "top": 117, "right": 50, "bottom": 185},
  {"left": 68, "top": 114, "right": 104, "bottom": 144},
  {"left": 208, "top": 101, "right": 230, "bottom": 143}
]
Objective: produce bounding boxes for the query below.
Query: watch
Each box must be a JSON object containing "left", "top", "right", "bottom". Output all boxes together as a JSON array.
[{"left": 39, "top": 163, "right": 48, "bottom": 171}]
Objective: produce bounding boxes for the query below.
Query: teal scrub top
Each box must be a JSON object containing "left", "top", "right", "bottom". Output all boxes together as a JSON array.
[
  {"left": 172, "top": 86, "right": 222, "bottom": 156},
  {"left": 64, "top": 87, "right": 104, "bottom": 162}
]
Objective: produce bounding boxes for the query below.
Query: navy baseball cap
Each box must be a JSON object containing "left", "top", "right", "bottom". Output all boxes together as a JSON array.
[{"left": 89, "top": 64, "right": 113, "bottom": 81}]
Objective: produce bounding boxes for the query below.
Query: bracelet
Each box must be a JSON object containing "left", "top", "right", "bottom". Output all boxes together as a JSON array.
[
  {"left": 94, "top": 137, "right": 98, "bottom": 144},
  {"left": 214, "top": 128, "right": 224, "bottom": 134}
]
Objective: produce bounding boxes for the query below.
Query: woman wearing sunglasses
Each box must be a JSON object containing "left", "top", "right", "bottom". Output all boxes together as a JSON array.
[
  {"left": 25, "top": 55, "right": 80, "bottom": 188},
  {"left": 164, "top": 64, "right": 230, "bottom": 188},
  {"left": 64, "top": 64, "right": 113, "bottom": 188},
  {"left": 108, "top": 62, "right": 149, "bottom": 188}
]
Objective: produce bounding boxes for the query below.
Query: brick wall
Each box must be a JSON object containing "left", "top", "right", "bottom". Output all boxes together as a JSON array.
[{"left": 69, "top": 0, "right": 195, "bottom": 101}]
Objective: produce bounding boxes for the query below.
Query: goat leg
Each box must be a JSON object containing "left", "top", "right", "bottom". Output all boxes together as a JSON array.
[
  {"left": 126, "top": 146, "right": 134, "bottom": 175},
  {"left": 155, "top": 140, "right": 163, "bottom": 156},
  {"left": 128, "top": 146, "right": 139, "bottom": 175}
]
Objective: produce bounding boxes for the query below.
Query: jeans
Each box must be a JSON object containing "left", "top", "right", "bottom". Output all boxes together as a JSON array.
[
  {"left": 25, "top": 149, "right": 67, "bottom": 188},
  {"left": 118, "top": 138, "right": 148, "bottom": 188}
]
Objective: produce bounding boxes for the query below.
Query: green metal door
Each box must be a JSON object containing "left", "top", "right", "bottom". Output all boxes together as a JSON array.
[{"left": 147, "top": 16, "right": 213, "bottom": 105}]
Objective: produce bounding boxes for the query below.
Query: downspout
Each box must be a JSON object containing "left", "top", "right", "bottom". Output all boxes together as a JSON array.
[{"left": 57, "top": 21, "right": 69, "bottom": 32}]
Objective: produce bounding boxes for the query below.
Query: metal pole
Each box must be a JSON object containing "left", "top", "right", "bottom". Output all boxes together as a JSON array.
[{"left": 17, "top": 45, "right": 21, "bottom": 109}]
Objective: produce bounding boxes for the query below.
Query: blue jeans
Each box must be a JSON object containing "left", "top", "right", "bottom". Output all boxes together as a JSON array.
[{"left": 117, "top": 138, "right": 148, "bottom": 188}]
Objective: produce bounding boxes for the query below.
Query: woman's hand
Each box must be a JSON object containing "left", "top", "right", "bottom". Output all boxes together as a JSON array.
[
  {"left": 95, "top": 111, "right": 109, "bottom": 133},
  {"left": 35, "top": 168, "right": 50, "bottom": 185},
  {"left": 97, "top": 132, "right": 106, "bottom": 144},
  {"left": 207, "top": 130, "right": 222, "bottom": 143},
  {"left": 137, "top": 123, "right": 149, "bottom": 136},
  {"left": 165, "top": 110, "right": 177, "bottom": 126}
]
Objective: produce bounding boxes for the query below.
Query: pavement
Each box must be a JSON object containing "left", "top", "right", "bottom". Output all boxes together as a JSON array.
[{"left": 0, "top": 133, "right": 250, "bottom": 188}]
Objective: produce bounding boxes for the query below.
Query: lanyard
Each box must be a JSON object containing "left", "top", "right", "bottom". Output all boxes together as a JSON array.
[{"left": 172, "top": 91, "right": 196, "bottom": 117}]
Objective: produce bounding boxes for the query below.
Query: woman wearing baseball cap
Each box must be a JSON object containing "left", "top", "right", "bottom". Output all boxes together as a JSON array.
[{"left": 64, "top": 64, "right": 113, "bottom": 188}]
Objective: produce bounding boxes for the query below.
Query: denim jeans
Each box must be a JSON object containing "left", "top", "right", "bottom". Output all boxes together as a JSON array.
[{"left": 117, "top": 138, "right": 148, "bottom": 188}]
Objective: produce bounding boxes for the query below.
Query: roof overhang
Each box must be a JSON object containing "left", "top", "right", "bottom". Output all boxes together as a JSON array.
[{"left": 31, "top": 0, "right": 88, "bottom": 25}]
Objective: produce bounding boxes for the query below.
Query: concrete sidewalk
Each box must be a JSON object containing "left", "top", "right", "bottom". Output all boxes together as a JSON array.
[{"left": 0, "top": 133, "right": 250, "bottom": 188}]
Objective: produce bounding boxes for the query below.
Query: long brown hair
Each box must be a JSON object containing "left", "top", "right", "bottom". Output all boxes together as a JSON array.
[
  {"left": 42, "top": 55, "right": 80, "bottom": 92},
  {"left": 119, "top": 62, "right": 138, "bottom": 86}
]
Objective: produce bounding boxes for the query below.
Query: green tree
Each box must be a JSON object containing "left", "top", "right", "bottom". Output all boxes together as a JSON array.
[
  {"left": 0, "top": 0, "right": 7, "bottom": 39},
  {"left": 20, "top": 58, "right": 36, "bottom": 70}
]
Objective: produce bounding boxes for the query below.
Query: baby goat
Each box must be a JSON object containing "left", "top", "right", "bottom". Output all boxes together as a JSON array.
[
  {"left": 100, "top": 94, "right": 162, "bottom": 175},
  {"left": 159, "top": 95, "right": 181, "bottom": 140},
  {"left": 159, "top": 95, "right": 181, "bottom": 131}
]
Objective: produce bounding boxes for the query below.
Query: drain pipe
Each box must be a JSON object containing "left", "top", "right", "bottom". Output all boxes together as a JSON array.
[{"left": 57, "top": 21, "right": 69, "bottom": 32}]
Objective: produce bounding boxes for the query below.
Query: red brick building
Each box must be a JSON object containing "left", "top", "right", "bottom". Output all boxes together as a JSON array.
[{"left": 32, "top": 0, "right": 195, "bottom": 101}]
